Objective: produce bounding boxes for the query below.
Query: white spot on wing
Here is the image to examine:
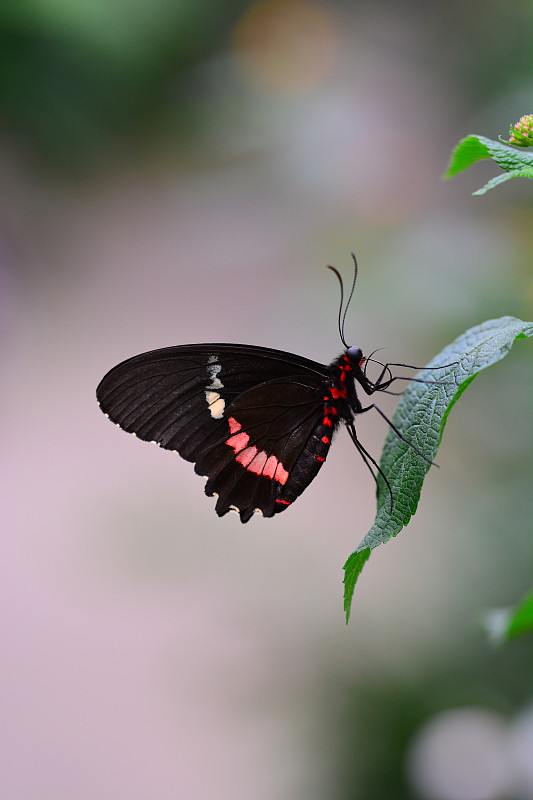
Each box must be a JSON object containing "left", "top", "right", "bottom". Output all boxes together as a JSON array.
[
  {"left": 206, "top": 363, "right": 223, "bottom": 390},
  {"left": 207, "top": 366, "right": 223, "bottom": 388},
  {"left": 205, "top": 358, "right": 226, "bottom": 418},
  {"left": 205, "top": 390, "right": 225, "bottom": 419},
  {"left": 210, "top": 397, "right": 225, "bottom": 418}
]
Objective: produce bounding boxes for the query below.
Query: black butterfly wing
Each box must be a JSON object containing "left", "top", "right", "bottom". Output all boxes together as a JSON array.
[
  {"left": 193, "top": 376, "right": 333, "bottom": 521},
  {"left": 97, "top": 344, "right": 334, "bottom": 521}
]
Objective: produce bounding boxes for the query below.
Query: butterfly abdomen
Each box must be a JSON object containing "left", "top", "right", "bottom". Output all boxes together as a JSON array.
[{"left": 274, "top": 397, "right": 344, "bottom": 511}]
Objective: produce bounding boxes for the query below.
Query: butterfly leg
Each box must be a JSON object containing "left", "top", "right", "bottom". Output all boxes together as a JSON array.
[
  {"left": 345, "top": 421, "right": 393, "bottom": 512},
  {"left": 371, "top": 404, "right": 437, "bottom": 467}
]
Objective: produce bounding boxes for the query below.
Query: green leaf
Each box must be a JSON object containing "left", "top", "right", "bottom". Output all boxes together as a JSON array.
[
  {"left": 444, "top": 135, "right": 533, "bottom": 193},
  {"left": 343, "top": 548, "right": 371, "bottom": 618},
  {"left": 473, "top": 168, "right": 533, "bottom": 195},
  {"left": 484, "top": 588, "right": 533, "bottom": 643},
  {"left": 343, "top": 317, "right": 533, "bottom": 622},
  {"left": 445, "top": 135, "right": 533, "bottom": 178}
]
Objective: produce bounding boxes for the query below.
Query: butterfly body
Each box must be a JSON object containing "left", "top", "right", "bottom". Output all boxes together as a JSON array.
[{"left": 97, "top": 343, "right": 372, "bottom": 522}]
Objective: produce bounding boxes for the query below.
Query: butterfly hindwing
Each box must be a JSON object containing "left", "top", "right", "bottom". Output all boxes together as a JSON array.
[
  {"left": 193, "top": 377, "right": 331, "bottom": 520},
  {"left": 97, "top": 344, "right": 334, "bottom": 520}
]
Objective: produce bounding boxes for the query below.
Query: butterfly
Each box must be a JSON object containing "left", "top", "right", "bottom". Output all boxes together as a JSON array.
[{"left": 97, "top": 256, "right": 432, "bottom": 522}]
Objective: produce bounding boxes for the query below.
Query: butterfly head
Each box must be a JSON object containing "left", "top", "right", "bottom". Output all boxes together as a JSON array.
[{"left": 345, "top": 345, "right": 363, "bottom": 366}]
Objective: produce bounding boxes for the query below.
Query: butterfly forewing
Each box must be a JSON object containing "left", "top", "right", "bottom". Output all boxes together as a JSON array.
[{"left": 97, "top": 344, "right": 333, "bottom": 521}]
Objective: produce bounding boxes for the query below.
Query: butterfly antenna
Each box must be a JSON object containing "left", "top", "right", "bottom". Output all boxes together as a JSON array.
[
  {"left": 341, "top": 253, "right": 358, "bottom": 346},
  {"left": 327, "top": 252, "right": 358, "bottom": 349}
]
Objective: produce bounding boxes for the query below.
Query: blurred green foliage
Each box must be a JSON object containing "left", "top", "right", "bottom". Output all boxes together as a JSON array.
[
  {"left": 321, "top": 633, "right": 533, "bottom": 800},
  {"left": 0, "top": 0, "right": 245, "bottom": 168},
  {"left": 2, "top": 0, "right": 533, "bottom": 172}
]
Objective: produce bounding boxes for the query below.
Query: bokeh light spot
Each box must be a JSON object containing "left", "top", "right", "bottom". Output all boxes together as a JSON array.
[
  {"left": 232, "top": 0, "right": 338, "bottom": 93},
  {"left": 407, "top": 708, "right": 511, "bottom": 800}
]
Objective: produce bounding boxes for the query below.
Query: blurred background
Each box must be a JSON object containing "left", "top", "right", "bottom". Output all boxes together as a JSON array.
[{"left": 1, "top": 1, "right": 533, "bottom": 798}]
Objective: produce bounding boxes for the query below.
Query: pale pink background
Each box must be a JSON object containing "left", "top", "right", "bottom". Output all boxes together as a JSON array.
[{"left": 1, "top": 3, "right": 532, "bottom": 798}]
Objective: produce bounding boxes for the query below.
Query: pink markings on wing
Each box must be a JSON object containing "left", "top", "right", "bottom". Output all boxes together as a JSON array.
[
  {"left": 249, "top": 450, "right": 289, "bottom": 483},
  {"left": 263, "top": 454, "right": 278, "bottom": 480},
  {"left": 274, "top": 462, "right": 289, "bottom": 485},
  {"left": 236, "top": 446, "right": 258, "bottom": 467},
  {"left": 226, "top": 431, "right": 250, "bottom": 453},
  {"left": 247, "top": 450, "right": 268, "bottom": 475},
  {"left": 228, "top": 416, "right": 241, "bottom": 434},
  {"left": 225, "top": 415, "right": 289, "bottom": 484}
]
